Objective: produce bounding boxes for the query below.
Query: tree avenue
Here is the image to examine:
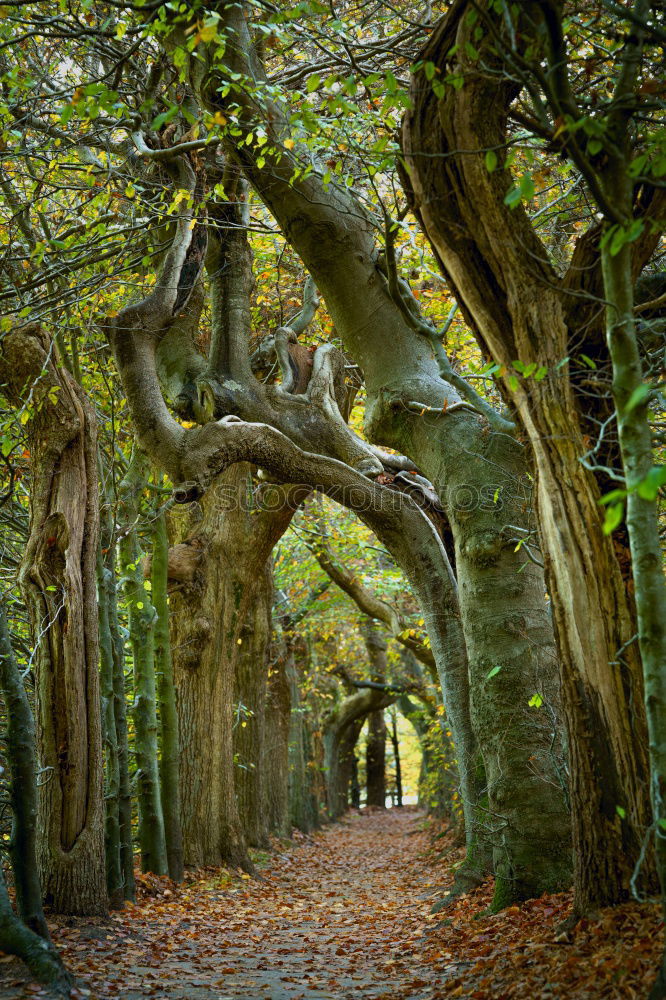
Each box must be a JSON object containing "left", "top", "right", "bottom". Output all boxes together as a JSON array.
[{"left": 0, "top": 1, "right": 663, "bottom": 998}]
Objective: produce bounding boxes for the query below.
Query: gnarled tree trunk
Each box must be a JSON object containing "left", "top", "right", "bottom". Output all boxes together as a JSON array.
[
  {"left": 168, "top": 468, "right": 299, "bottom": 867},
  {"left": 400, "top": 0, "right": 655, "bottom": 909},
  {"left": 0, "top": 325, "right": 106, "bottom": 916}
]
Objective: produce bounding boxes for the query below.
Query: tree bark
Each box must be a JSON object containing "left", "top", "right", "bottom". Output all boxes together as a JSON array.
[
  {"left": 389, "top": 710, "right": 403, "bottom": 808},
  {"left": 0, "top": 868, "right": 72, "bottom": 998},
  {"left": 118, "top": 452, "right": 168, "bottom": 876},
  {"left": 168, "top": 468, "right": 298, "bottom": 867},
  {"left": 0, "top": 324, "right": 106, "bottom": 916},
  {"left": 366, "top": 710, "right": 387, "bottom": 808},
  {"left": 106, "top": 528, "right": 135, "bottom": 902},
  {"left": 264, "top": 633, "right": 292, "bottom": 838},
  {"left": 97, "top": 546, "right": 124, "bottom": 907},
  {"left": 286, "top": 635, "right": 320, "bottom": 833},
  {"left": 0, "top": 602, "right": 50, "bottom": 938},
  {"left": 151, "top": 498, "right": 184, "bottom": 881},
  {"left": 400, "top": 0, "right": 654, "bottom": 909}
]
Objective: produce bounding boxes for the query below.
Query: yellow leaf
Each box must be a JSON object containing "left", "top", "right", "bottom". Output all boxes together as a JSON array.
[{"left": 284, "top": 138, "right": 295, "bottom": 150}]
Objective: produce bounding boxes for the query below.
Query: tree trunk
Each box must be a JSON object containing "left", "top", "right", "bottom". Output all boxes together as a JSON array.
[
  {"left": 0, "top": 603, "right": 50, "bottom": 938},
  {"left": 107, "top": 534, "right": 135, "bottom": 902},
  {"left": 600, "top": 184, "right": 666, "bottom": 996},
  {"left": 0, "top": 324, "right": 106, "bottom": 916},
  {"left": 233, "top": 550, "right": 272, "bottom": 849},
  {"left": 286, "top": 636, "right": 319, "bottom": 833},
  {"left": 168, "top": 467, "right": 297, "bottom": 868},
  {"left": 97, "top": 547, "right": 124, "bottom": 907},
  {"left": 119, "top": 453, "right": 168, "bottom": 876},
  {"left": 350, "top": 752, "right": 361, "bottom": 809},
  {"left": 390, "top": 711, "right": 403, "bottom": 808},
  {"left": 264, "top": 634, "right": 292, "bottom": 838},
  {"left": 0, "top": 868, "right": 72, "bottom": 998},
  {"left": 361, "top": 624, "right": 387, "bottom": 809},
  {"left": 151, "top": 500, "right": 184, "bottom": 881},
  {"left": 323, "top": 688, "right": 395, "bottom": 820},
  {"left": 400, "top": 1, "right": 654, "bottom": 909},
  {"left": 366, "top": 710, "right": 386, "bottom": 808}
]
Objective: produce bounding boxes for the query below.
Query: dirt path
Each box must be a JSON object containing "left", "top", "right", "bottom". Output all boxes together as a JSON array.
[
  {"left": 2, "top": 809, "right": 453, "bottom": 1000},
  {"left": 1, "top": 808, "right": 662, "bottom": 1000}
]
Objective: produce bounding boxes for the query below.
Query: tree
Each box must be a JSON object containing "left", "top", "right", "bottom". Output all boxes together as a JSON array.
[
  {"left": 0, "top": 325, "right": 106, "bottom": 916},
  {"left": 118, "top": 450, "right": 168, "bottom": 876},
  {"left": 401, "top": 0, "right": 664, "bottom": 921}
]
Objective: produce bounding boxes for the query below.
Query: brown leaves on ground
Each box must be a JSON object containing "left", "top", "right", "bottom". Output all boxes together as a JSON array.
[{"left": 0, "top": 809, "right": 662, "bottom": 999}]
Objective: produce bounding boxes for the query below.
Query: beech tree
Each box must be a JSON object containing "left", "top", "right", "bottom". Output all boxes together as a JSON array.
[
  {"left": 0, "top": 327, "right": 106, "bottom": 916},
  {"left": 401, "top": 0, "right": 665, "bottom": 932}
]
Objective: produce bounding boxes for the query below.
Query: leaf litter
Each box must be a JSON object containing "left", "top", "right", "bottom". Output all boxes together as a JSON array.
[{"left": 0, "top": 808, "right": 661, "bottom": 999}]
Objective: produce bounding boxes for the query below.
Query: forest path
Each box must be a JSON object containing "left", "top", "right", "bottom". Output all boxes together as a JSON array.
[
  {"left": 110, "top": 808, "right": 450, "bottom": 1000},
  {"left": 0, "top": 808, "right": 455, "bottom": 1000},
  {"left": 1, "top": 808, "right": 661, "bottom": 1000}
]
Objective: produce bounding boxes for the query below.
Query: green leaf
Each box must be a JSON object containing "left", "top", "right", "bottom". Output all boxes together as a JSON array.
[
  {"left": 609, "top": 218, "right": 644, "bottom": 257},
  {"left": 602, "top": 502, "right": 624, "bottom": 535},
  {"left": 616, "top": 805, "right": 626, "bottom": 820},
  {"left": 484, "top": 149, "right": 498, "bottom": 173},
  {"left": 486, "top": 665, "right": 502, "bottom": 680},
  {"left": 636, "top": 465, "right": 666, "bottom": 501},
  {"left": 519, "top": 172, "right": 535, "bottom": 201},
  {"left": 624, "top": 383, "right": 649, "bottom": 413},
  {"left": 528, "top": 693, "right": 543, "bottom": 708},
  {"left": 534, "top": 366, "right": 548, "bottom": 381},
  {"left": 424, "top": 61, "right": 436, "bottom": 81},
  {"left": 504, "top": 184, "right": 523, "bottom": 209},
  {"left": 306, "top": 74, "right": 320, "bottom": 93},
  {"left": 598, "top": 489, "right": 627, "bottom": 507}
]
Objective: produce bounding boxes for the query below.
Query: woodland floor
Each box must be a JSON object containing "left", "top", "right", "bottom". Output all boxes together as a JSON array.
[{"left": 0, "top": 808, "right": 662, "bottom": 1000}]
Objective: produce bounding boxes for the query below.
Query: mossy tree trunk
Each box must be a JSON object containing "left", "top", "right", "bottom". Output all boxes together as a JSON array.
[
  {"left": 286, "top": 635, "right": 319, "bottom": 834},
  {"left": 97, "top": 546, "right": 124, "bottom": 907},
  {"left": 401, "top": 0, "right": 659, "bottom": 910},
  {"left": 99, "top": 482, "right": 135, "bottom": 901},
  {"left": 118, "top": 451, "right": 167, "bottom": 876},
  {"left": 168, "top": 469, "right": 299, "bottom": 868},
  {"left": 0, "top": 602, "right": 50, "bottom": 937},
  {"left": 151, "top": 498, "right": 184, "bottom": 881},
  {"left": 264, "top": 632, "right": 292, "bottom": 838},
  {"left": 105, "top": 524, "right": 135, "bottom": 901},
  {"left": 0, "top": 868, "right": 72, "bottom": 998},
  {"left": 0, "top": 324, "right": 106, "bottom": 916}
]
